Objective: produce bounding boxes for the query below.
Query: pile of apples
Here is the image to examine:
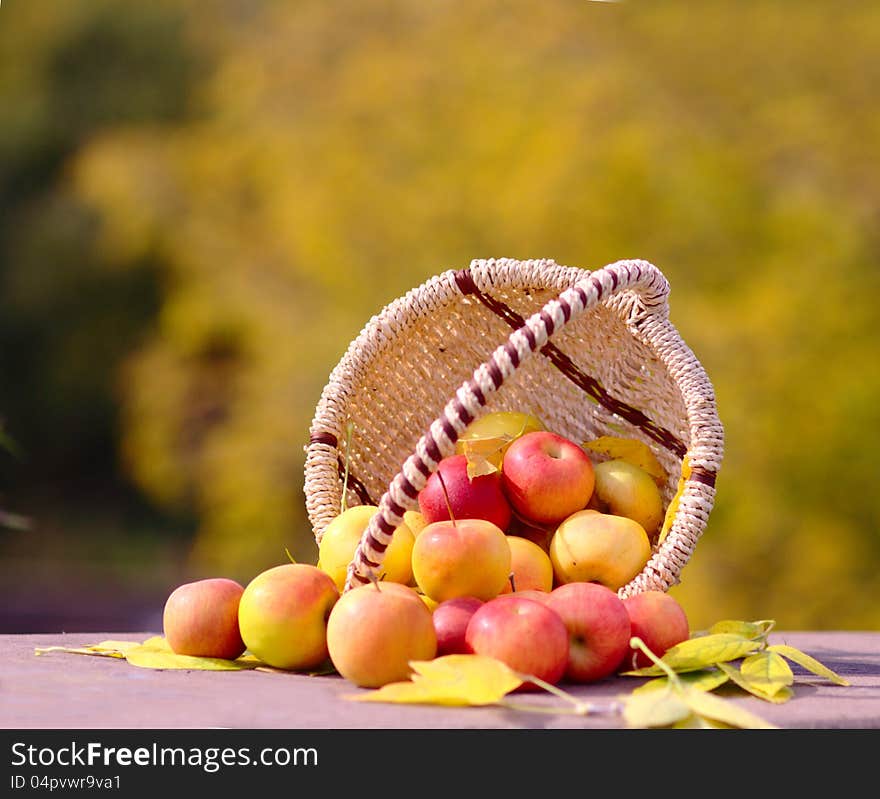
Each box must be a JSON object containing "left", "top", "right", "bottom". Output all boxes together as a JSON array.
[{"left": 161, "top": 411, "right": 690, "bottom": 691}]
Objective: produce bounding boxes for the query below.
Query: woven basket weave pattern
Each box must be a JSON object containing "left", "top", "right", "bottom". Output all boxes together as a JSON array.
[{"left": 305, "top": 258, "right": 723, "bottom": 598}]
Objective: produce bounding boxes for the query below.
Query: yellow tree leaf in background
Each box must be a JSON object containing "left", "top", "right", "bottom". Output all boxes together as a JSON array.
[
  {"left": 583, "top": 436, "right": 667, "bottom": 484},
  {"left": 657, "top": 453, "right": 691, "bottom": 545},
  {"left": 347, "top": 654, "right": 524, "bottom": 706},
  {"left": 768, "top": 644, "right": 850, "bottom": 686}
]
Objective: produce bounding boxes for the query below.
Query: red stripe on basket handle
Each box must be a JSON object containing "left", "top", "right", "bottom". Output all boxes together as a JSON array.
[{"left": 344, "top": 260, "right": 672, "bottom": 591}]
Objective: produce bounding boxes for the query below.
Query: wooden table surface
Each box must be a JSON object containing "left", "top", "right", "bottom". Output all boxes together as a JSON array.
[{"left": 2, "top": 630, "right": 879, "bottom": 730}]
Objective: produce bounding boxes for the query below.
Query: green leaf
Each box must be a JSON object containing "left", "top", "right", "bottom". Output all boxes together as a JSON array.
[
  {"left": 632, "top": 668, "right": 730, "bottom": 695},
  {"left": 717, "top": 662, "right": 793, "bottom": 704},
  {"left": 681, "top": 686, "right": 778, "bottom": 729},
  {"left": 622, "top": 633, "right": 763, "bottom": 676},
  {"left": 706, "top": 619, "right": 775, "bottom": 640},
  {"left": 767, "top": 644, "right": 850, "bottom": 686},
  {"left": 621, "top": 689, "right": 693, "bottom": 728}
]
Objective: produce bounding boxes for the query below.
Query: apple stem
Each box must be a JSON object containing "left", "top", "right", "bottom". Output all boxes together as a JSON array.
[
  {"left": 508, "top": 573, "right": 517, "bottom": 593},
  {"left": 437, "top": 469, "right": 457, "bottom": 527}
]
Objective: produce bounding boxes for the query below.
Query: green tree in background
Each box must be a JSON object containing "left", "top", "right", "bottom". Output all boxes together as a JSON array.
[{"left": 2, "top": 1, "right": 879, "bottom": 631}]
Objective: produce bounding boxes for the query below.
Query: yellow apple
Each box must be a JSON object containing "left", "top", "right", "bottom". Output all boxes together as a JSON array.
[
  {"left": 411, "top": 518, "right": 512, "bottom": 602},
  {"left": 318, "top": 504, "right": 415, "bottom": 592},
  {"left": 237, "top": 563, "right": 339, "bottom": 670},
  {"left": 591, "top": 459, "right": 664, "bottom": 539},
  {"left": 549, "top": 509, "right": 652, "bottom": 591},
  {"left": 404, "top": 510, "right": 428, "bottom": 538},
  {"left": 500, "top": 535, "right": 554, "bottom": 594},
  {"left": 326, "top": 581, "right": 437, "bottom": 688}
]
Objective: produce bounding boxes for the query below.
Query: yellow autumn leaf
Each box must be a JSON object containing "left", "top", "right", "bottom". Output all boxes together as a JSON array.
[
  {"left": 657, "top": 453, "right": 690, "bottom": 545},
  {"left": 767, "top": 644, "right": 850, "bottom": 686},
  {"left": 34, "top": 640, "right": 142, "bottom": 659},
  {"left": 681, "top": 686, "right": 778, "bottom": 729},
  {"left": 621, "top": 633, "right": 762, "bottom": 676},
  {"left": 707, "top": 619, "right": 775, "bottom": 640},
  {"left": 632, "top": 668, "right": 730, "bottom": 695},
  {"left": 459, "top": 435, "right": 513, "bottom": 478},
  {"left": 621, "top": 689, "right": 693, "bottom": 728},
  {"left": 346, "top": 654, "right": 524, "bottom": 706},
  {"left": 717, "top": 663, "right": 794, "bottom": 704},
  {"left": 740, "top": 651, "right": 794, "bottom": 696},
  {"left": 582, "top": 436, "right": 667, "bottom": 483}
]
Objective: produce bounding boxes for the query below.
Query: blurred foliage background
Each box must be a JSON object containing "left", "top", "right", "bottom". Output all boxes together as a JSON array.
[{"left": 1, "top": 0, "right": 878, "bottom": 633}]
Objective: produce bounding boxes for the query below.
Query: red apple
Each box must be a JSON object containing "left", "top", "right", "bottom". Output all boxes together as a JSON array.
[
  {"left": 619, "top": 590, "right": 690, "bottom": 671},
  {"left": 162, "top": 577, "right": 246, "bottom": 660},
  {"left": 418, "top": 454, "right": 512, "bottom": 532},
  {"left": 501, "top": 431, "right": 595, "bottom": 526},
  {"left": 545, "top": 581, "right": 631, "bottom": 683},
  {"left": 432, "top": 596, "right": 483, "bottom": 655},
  {"left": 464, "top": 595, "right": 569, "bottom": 690}
]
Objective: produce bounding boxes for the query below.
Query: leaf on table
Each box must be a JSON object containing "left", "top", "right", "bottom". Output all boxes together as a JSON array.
[
  {"left": 632, "top": 668, "right": 730, "bottom": 695},
  {"left": 717, "top": 662, "right": 792, "bottom": 704},
  {"left": 740, "top": 651, "right": 794, "bottom": 696},
  {"left": 621, "top": 633, "right": 763, "bottom": 677},
  {"left": 680, "top": 687, "right": 778, "bottom": 729},
  {"left": 582, "top": 436, "right": 667, "bottom": 484},
  {"left": 34, "top": 640, "right": 143, "bottom": 659},
  {"left": 621, "top": 689, "right": 693, "bottom": 728},
  {"left": 657, "top": 454, "right": 691, "bottom": 545},
  {"left": 767, "top": 644, "right": 850, "bottom": 686},
  {"left": 460, "top": 434, "right": 514, "bottom": 478},
  {"left": 346, "top": 654, "right": 524, "bottom": 706},
  {"left": 707, "top": 619, "right": 775, "bottom": 640},
  {"left": 36, "top": 636, "right": 261, "bottom": 671}
]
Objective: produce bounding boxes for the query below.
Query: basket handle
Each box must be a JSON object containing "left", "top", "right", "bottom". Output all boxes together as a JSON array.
[{"left": 344, "top": 259, "right": 670, "bottom": 591}]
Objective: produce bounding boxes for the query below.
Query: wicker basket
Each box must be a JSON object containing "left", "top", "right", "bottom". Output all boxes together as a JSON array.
[{"left": 305, "top": 258, "right": 723, "bottom": 598}]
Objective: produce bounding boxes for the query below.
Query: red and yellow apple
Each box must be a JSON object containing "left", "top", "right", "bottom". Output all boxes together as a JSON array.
[
  {"left": 411, "top": 517, "right": 512, "bottom": 602},
  {"left": 418, "top": 454, "right": 512, "bottom": 532},
  {"left": 464, "top": 594, "right": 569, "bottom": 689},
  {"left": 619, "top": 590, "right": 690, "bottom": 671},
  {"left": 162, "top": 577, "right": 246, "bottom": 660},
  {"left": 591, "top": 459, "right": 664, "bottom": 539},
  {"left": 549, "top": 509, "right": 652, "bottom": 591},
  {"left": 432, "top": 596, "right": 483, "bottom": 656},
  {"left": 326, "top": 581, "right": 437, "bottom": 688},
  {"left": 545, "top": 581, "right": 632, "bottom": 683},
  {"left": 237, "top": 563, "right": 339, "bottom": 670},
  {"left": 501, "top": 431, "right": 595, "bottom": 526},
  {"left": 500, "top": 535, "right": 554, "bottom": 594}
]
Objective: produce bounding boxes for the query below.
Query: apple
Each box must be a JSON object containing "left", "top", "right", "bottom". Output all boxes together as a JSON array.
[
  {"left": 404, "top": 510, "right": 429, "bottom": 538},
  {"left": 411, "top": 517, "right": 512, "bottom": 602},
  {"left": 501, "top": 431, "right": 595, "bottom": 526},
  {"left": 317, "top": 504, "right": 415, "bottom": 592},
  {"left": 238, "top": 563, "right": 339, "bottom": 670},
  {"left": 432, "top": 596, "right": 483, "bottom": 656},
  {"left": 455, "top": 410, "right": 546, "bottom": 470},
  {"left": 326, "top": 581, "right": 437, "bottom": 688},
  {"left": 500, "top": 535, "right": 554, "bottom": 594},
  {"left": 162, "top": 577, "right": 246, "bottom": 660},
  {"left": 506, "top": 512, "right": 555, "bottom": 554},
  {"left": 549, "top": 509, "right": 652, "bottom": 591},
  {"left": 418, "top": 454, "right": 512, "bottom": 532},
  {"left": 465, "top": 595, "right": 569, "bottom": 689},
  {"left": 592, "top": 459, "right": 664, "bottom": 539},
  {"left": 545, "top": 581, "right": 632, "bottom": 683},
  {"left": 619, "top": 590, "right": 690, "bottom": 671}
]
